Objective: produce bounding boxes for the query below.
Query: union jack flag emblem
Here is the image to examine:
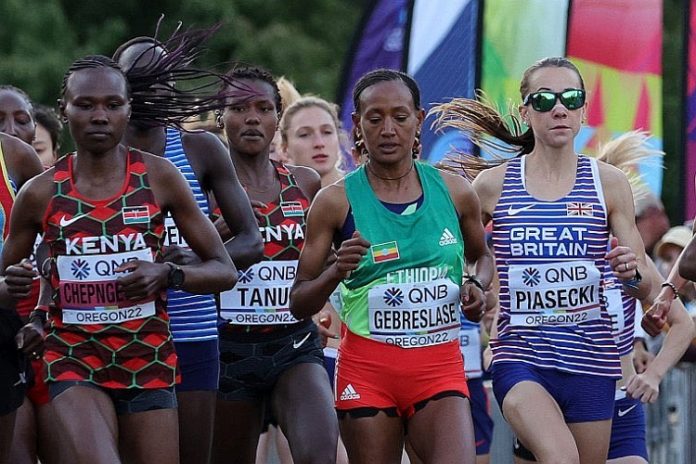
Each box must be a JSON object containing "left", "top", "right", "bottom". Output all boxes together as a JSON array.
[
  {"left": 383, "top": 288, "right": 404, "bottom": 307},
  {"left": 566, "top": 202, "right": 593, "bottom": 217}
]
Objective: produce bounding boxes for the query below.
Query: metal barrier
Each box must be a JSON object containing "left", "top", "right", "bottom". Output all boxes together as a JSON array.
[
  {"left": 486, "top": 365, "right": 696, "bottom": 464},
  {"left": 646, "top": 363, "right": 696, "bottom": 464}
]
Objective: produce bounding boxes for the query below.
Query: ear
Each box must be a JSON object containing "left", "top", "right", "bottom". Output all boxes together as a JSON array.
[
  {"left": 519, "top": 105, "right": 529, "bottom": 125},
  {"left": 416, "top": 108, "right": 425, "bottom": 128},
  {"left": 58, "top": 99, "right": 67, "bottom": 122},
  {"left": 351, "top": 112, "right": 360, "bottom": 132}
]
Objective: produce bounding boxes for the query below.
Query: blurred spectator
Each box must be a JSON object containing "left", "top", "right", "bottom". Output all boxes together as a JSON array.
[{"left": 654, "top": 225, "right": 696, "bottom": 361}]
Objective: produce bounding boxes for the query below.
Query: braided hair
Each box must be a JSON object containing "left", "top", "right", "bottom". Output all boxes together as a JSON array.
[{"left": 112, "top": 19, "right": 256, "bottom": 130}]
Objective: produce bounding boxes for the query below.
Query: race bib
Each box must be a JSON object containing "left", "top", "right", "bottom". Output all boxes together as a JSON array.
[
  {"left": 459, "top": 324, "right": 482, "bottom": 378},
  {"left": 163, "top": 215, "right": 188, "bottom": 249},
  {"left": 604, "top": 287, "right": 625, "bottom": 339},
  {"left": 219, "top": 260, "right": 299, "bottom": 325},
  {"left": 508, "top": 260, "right": 601, "bottom": 326},
  {"left": 368, "top": 278, "right": 460, "bottom": 348},
  {"left": 57, "top": 248, "right": 156, "bottom": 325}
]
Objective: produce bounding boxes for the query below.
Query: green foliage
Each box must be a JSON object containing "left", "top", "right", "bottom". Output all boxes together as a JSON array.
[{"left": 0, "top": 0, "right": 363, "bottom": 107}]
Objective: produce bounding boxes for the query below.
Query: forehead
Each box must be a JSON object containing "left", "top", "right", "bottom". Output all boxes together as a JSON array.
[
  {"left": 65, "top": 67, "right": 128, "bottom": 99},
  {"left": 290, "top": 106, "right": 335, "bottom": 127},
  {"left": 118, "top": 42, "right": 165, "bottom": 72},
  {"left": 527, "top": 67, "right": 582, "bottom": 92},
  {"left": 231, "top": 78, "right": 276, "bottom": 104},
  {"left": 359, "top": 80, "right": 414, "bottom": 112},
  {"left": 0, "top": 90, "right": 31, "bottom": 112}
]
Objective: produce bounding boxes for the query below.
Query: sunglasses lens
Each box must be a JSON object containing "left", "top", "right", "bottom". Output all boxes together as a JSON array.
[
  {"left": 560, "top": 89, "right": 585, "bottom": 110},
  {"left": 530, "top": 92, "right": 557, "bottom": 112}
]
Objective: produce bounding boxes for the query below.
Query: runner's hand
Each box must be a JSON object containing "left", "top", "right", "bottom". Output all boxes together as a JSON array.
[
  {"left": 15, "top": 320, "right": 45, "bottom": 358},
  {"left": 4, "top": 259, "right": 36, "bottom": 299},
  {"left": 461, "top": 283, "right": 486, "bottom": 322},
  {"left": 333, "top": 231, "right": 370, "bottom": 279},
  {"left": 116, "top": 260, "right": 169, "bottom": 301},
  {"left": 163, "top": 245, "right": 201, "bottom": 266},
  {"left": 625, "top": 371, "right": 660, "bottom": 403},
  {"left": 605, "top": 236, "right": 639, "bottom": 281},
  {"left": 642, "top": 286, "right": 673, "bottom": 336},
  {"left": 314, "top": 309, "right": 338, "bottom": 348}
]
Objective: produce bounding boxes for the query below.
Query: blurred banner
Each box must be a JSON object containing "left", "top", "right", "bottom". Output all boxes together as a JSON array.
[
  {"left": 567, "top": 0, "right": 664, "bottom": 196},
  {"left": 480, "top": 0, "right": 569, "bottom": 119},
  {"left": 478, "top": 0, "right": 569, "bottom": 159},
  {"left": 336, "top": 0, "right": 409, "bottom": 169},
  {"left": 686, "top": 1, "right": 696, "bottom": 218},
  {"left": 406, "top": 0, "right": 479, "bottom": 163}
]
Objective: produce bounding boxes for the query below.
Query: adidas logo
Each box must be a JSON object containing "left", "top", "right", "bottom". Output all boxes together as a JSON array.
[
  {"left": 340, "top": 383, "right": 361, "bottom": 401},
  {"left": 439, "top": 228, "right": 458, "bottom": 246}
]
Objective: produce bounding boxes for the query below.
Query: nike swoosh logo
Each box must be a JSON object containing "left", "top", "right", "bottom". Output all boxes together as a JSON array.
[
  {"left": 507, "top": 204, "right": 536, "bottom": 216},
  {"left": 617, "top": 404, "right": 637, "bottom": 417},
  {"left": 60, "top": 214, "right": 88, "bottom": 227},
  {"left": 293, "top": 332, "right": 312, "bottom": 349}
]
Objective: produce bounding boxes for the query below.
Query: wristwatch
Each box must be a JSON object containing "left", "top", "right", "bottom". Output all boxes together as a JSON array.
[{"left": 166, "top": 262, "right": 185, "bottom": 290}]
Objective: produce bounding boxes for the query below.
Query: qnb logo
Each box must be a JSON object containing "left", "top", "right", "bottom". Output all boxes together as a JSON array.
[
  {"left": 522, "top": 268, "right": 540, "bottom": 287},
  {"left": 383, "top": 287, "right": 404, "bottom": 307},
  {"left": 71, "top": 259, "right": 91, "bottom": 280},
  {"left": 238, "top": 268, "right": 255, "bottom": 284}
]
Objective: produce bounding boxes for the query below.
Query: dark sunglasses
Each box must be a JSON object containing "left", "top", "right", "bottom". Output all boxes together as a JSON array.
[{"left": 523, "top": 89, "right": 586, "bottom": 112}]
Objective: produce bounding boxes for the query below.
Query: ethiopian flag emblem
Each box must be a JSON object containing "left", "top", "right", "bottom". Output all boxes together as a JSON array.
[{"left": 371, "top": 241, "right": 400, "bottom": 264}]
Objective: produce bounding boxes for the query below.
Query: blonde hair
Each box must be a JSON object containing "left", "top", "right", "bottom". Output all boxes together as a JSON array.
[{"left": 277, "top": 76, "right": 301, "bottom": 114}]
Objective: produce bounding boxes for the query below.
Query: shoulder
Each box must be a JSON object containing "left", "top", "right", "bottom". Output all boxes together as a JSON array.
[
  {"left": 595, "top": 159, "right": 630, "bottom": 183},
  {"left": 15, "top": 167, "right": 54, "bottom": 211},
  {"left": 309, "top": 180, "right": 349, "bottom": 228},
  {"left": 137, "top": 148, "right": 180, "bottom": 179},
  {"left": 435, "top": 166, "right": 476, "bottom": 199},
  {"left": 0, "top": 134, "right": 43, "bottom": 183},
  {"left": 472, "top": 162, "right": 507, "bottom": 198},
  {"left": 181, "top": 130, "right": 227, "bottom": 155},
  {"left": 287, "top": 164, "right": 321, "bottom": 197}
]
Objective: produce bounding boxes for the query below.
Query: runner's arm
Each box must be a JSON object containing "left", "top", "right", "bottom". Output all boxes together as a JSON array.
[
  {"left": 290, "top": 184, "right": 357, "bottom": 319},
  {"left": 186, "top": 132, "right": 263, "bottom": 269},
  {"left": 147, "top": 155, "right": 237, "bottom": 294}
]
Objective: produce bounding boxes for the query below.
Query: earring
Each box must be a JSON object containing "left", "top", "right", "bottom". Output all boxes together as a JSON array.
[
  {"left": 61, "top": 116, "right": 68, "bottom": 124},
  {"left": 354, "top": 132, "right": 369, "bottom": 158},
  {"left": 412, "top": 131, "right": 421, "bottom": 159},
  {"left": 215, "top": 111, "right": 224, "bottom": 129}
]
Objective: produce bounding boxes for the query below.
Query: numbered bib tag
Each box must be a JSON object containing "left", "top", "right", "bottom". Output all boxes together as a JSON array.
[
  {"left": 219, "top": 260, "right": 299, "bottom": 325},
  {"left": 367, "top": 278, "right": 460, "bottom": 348},
  {"left": 508, "top": 260, "right": 601, "bottom": 326},
  {"left": 57, "top": 248, "right": 156, "bottom": 325},
  {"left": 459, "top": 324, "right": 482, "bottom": 378},
  {"left": 163, "top": 215, "right": 189, "bottom": 249}
]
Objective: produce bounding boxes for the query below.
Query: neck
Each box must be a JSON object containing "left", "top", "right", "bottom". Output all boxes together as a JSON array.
[
  {"left": 123, "top": 125, "right": 167, "bottom": 156},
  {"left": 73, "top": 144, "right": 127, "bottom": 177},
  {"left": 526, "top": 145, "right": 577, "bottom": 179},
  {"left": 366, "top": 157, "right": 415, "bottom": 183},
  {"left": 230, "top": 148, "right": 275, "bottom": 187}
]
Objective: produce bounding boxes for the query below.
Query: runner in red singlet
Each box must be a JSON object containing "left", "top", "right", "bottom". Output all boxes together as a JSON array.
[{"left": 2, "top": 55, "right": 237, "bottom": 464}]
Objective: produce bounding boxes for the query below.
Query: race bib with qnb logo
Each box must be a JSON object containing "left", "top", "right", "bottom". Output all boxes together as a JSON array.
[
  {"left": 459, "top": 324, "right": 482, "bottom": 378},
  {"left": 367, "top": 278, "right": 460, "bottom": 348},
  {"left": 219, "top": 260, "right": 299, "bottom": 325},
  {"left": 57, "top": 247, "right": 156, "bottom": 325},
  {"left": 508, "top": 260, "right": 601, "bottom": 326},
  {"left": 163, "top": 215, "right": 188, "bottom": 249}
]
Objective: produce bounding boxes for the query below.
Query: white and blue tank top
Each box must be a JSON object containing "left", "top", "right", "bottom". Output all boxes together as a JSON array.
[
  {"left": 163, "top": 128, "right": 218, "bottom": 342},
  {"left": 490, "top": 155, "right": 621, "bottom": 378}
]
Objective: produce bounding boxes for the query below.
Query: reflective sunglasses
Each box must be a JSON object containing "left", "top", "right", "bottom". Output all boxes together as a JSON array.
[{"left": 522, "top": 89, "right": 586, "bottom": 112}]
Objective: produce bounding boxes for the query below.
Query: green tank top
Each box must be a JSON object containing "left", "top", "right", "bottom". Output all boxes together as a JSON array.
[{"left": 341, "top": 161, "right": 464, "bottom": 348}]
